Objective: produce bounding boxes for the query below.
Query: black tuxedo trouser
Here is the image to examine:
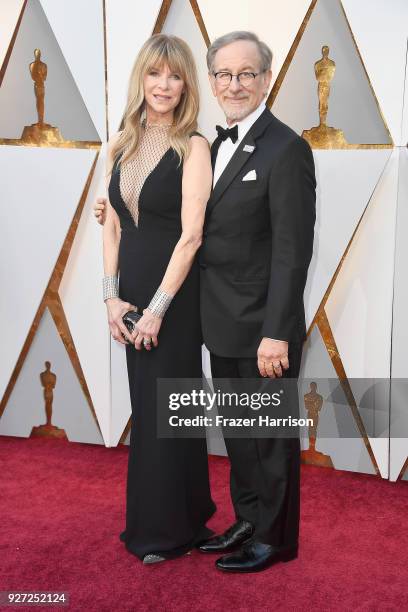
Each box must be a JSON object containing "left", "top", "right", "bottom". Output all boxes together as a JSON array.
[{"left": 210, "top": 341, "right": 303, "bottom": 548}]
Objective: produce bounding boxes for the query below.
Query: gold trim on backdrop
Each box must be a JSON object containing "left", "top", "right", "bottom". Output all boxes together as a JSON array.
[
  {"left": 119, "top": 417, "right": 131, "bottom": 445},
  {"left": 190, "top": 0, "right": 211, "bottom": 48},
  {"left": 397, "top": 456, "right": 408, "bottom": 481},
  {"left": 153, "top": 0, "right": 173, "bottom": 34},
  {"left": 267, "top": 0, "right": 393, "bottom": 149},
  {"left": 267, "top": 0, "right": 317, "bottom": 108},
  {"left": 0, "top": 137, "right": 100, "bottom": 149},
  {"left": 0, "top": 0, "right": 27, "bottom": 87},
  {"left": 314, "top": 310, "right": 380, "bottom": 475},
  {"left": 0, "top": 152, "right": 102, "bottom": 439}
]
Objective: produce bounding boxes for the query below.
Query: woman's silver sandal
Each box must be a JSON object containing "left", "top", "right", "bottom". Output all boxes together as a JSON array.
[{"left": 143, "top": 553, "right": 166, "bottom": 564}]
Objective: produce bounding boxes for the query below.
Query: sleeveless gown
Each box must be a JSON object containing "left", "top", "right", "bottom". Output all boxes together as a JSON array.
[{"left": 108, "top": 124, "right": 216, "bottom": 560}]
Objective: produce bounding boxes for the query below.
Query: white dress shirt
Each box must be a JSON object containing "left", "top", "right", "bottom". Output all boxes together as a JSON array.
[{"left": 213, "top": 101, "right": 266, "bottom": 187}]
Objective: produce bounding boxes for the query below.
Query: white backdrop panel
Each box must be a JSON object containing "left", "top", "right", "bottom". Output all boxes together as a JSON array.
[
  {"left": 0, "top": 0, "right": 99, "bottom": 141},
  {"left": 402, "top": 40, "right": 408, "bottom": 146},
  {"left": 272, "top": 0, "right": 391, "bottom": 144},
  {"left": 389, "top": 148, "right": 408, "bottom": 480},
  {"left": 0, "top": 0, "right": 25, "bottom": 70},
  {"left": 59, "top": 147, "right": 111, "bottom": 445},
  {"left": 325, "top": 150, "right": 398, "bottom": 379},
  {"left": 342, "top": 0, "right": 408, "bottom": 146},
  {"left": 197, "top": 0, "right": 311, "bottom": 94},
  {"left": 305, "top": 149, "right": 391, "bottom": 325},
  {"left": 0, "top": 146, "right": 96, "bottom": 403},
  {"left": 105, "top": 0, "right": 162, "bottom": 135},
  {"left": 300, "top": 326, "right": 377, "bottom": 475},
  {"left": 39, "top": 0, "right": 106, "bottom": 140},
  {"left": 0, "top": 308, "right": 104, "bottom": 444}
]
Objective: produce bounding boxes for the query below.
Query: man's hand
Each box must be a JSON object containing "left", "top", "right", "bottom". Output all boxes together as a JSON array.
[
  {"left": 257, "top": 338, "right": 289, "bottom": 378},
  {"left": 94, "top": 197, "right": 107, "bottom": 225}
]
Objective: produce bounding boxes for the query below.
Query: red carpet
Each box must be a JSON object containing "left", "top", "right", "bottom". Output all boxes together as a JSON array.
[{"left": 1, "top": 436, "right": 408, "bottom": 611}]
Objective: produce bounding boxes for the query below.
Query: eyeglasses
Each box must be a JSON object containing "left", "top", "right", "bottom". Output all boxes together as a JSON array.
[{"left": 213, "top": 71, "right": 266, "bottom": 87}]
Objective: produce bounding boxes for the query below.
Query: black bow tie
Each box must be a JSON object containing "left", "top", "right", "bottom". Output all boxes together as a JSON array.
[{"left": 215, "top": 124, "right": 238, "bottom": 144}]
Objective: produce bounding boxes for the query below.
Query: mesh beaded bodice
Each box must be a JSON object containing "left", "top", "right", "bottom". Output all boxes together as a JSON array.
[{"left": 119, "top": 122, "right": 171, "bottom": 226}]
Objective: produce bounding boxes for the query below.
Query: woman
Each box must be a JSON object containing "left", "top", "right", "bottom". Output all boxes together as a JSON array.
[{"left": 102, "top": 34, "right": 215, "bottom": 563}]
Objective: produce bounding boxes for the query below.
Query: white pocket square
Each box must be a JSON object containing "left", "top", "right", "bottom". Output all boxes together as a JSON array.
[{"left": 242, "top": 169, "right": 257, "bottom": 181}]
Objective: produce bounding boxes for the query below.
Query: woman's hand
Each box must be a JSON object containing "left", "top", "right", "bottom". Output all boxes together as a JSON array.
[
  {"left": 105, "top": 298, "right": 136, "bottom": 345},
  {"left": 132, "top": 309, "right": 162, "bottom": 351},
  {"left": 94, "top": 197, "right": 107, "bottom": 225}
]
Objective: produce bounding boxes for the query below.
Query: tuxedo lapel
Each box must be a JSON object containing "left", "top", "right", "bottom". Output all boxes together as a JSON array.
[{"left": 207, "top": 108, "right": 274, "bottom": 215}]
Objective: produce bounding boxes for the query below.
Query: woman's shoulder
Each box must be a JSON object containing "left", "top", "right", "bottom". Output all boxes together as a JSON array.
[
  {"left": 188, "top": 131, "right": 210, "bottom": 154},
  {"left": 189, "top": 130, "right": 207, "bottom": 141}
]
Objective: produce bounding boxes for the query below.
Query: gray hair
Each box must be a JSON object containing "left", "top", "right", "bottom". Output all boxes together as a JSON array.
[{"left": 206, "top": 31, "right": 273, "bottom": 73}]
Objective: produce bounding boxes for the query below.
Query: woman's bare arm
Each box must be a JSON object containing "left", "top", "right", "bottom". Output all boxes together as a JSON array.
[{"left": 103, "top": 132, "right": 135, "bottom": 344}]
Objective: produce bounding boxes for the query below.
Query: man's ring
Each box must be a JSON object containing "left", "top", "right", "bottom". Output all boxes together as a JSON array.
[
  {"left": 143, "top": 338, "right": 151, "bottom": 346},
  {"left": 272, "top": 362, "right": 281, "bottom": 368}
]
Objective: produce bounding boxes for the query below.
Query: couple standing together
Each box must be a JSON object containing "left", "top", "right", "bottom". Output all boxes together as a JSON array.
[{"left": 97, "top": 30, "right": 316, "bottom": 573}]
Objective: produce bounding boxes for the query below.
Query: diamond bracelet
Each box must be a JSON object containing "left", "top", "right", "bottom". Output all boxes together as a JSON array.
[
  {"left": 147, "top": 287, "right": 173, "bottom": 318},
  {"left": 103, "top": 275, "right": 119, "bottom": 302}
]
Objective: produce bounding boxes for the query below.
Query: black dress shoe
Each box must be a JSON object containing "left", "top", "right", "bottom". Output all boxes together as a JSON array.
[
  {"left": 197, "top": 520, "right": 254, "bottom": 553},
  {"left": 215, "top": 539, "right": 298, "bottom": 573}
]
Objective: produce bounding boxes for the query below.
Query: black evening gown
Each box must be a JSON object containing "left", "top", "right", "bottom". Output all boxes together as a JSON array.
[{"left": 108, "top": 137, "right": 216, "bottom": 560}]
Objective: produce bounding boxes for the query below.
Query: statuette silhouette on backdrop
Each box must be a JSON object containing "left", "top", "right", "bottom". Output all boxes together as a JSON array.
[
  {"left": 302, "top": 45, "right": 348, "bottom": 149},
  {"left": 20, "top": 49, "right": 65, "bottom": 145},
  {"left": 30, "top": 361, "right": 67, "bottom": 439},
  {"left": 301, "top": 382, "right": 333, "bottom": 467}
]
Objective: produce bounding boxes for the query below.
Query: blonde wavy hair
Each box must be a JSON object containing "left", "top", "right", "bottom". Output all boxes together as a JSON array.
[{"left": 111, "top": 34, "right": 200, "bottom": 167}]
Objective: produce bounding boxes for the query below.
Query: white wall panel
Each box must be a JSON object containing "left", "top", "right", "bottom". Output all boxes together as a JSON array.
[
  {"left": 59, "top": 147, "right": 111, "bottom": 445},
  {"left": 197, "top": 0, "right": 311, "bottom": 93},
  {"left": 402, "top": 40, "right": 408, "bottom": 146},
  {"left": 325, "top": 150, "right": 398, "bottom": 379},
  {"left": 300, "top": 326, "right": 377, "bottom": 475},
  {"left": 0, "top": 146, "right": 96, "bottom": 402},
  {"left": 272, "top": 0, "right": 391, "bottom": 144},
  {"left": 305, "top": 149, "right": 391, "bottom": 326},
  {"left": 0, "top": 0, "right": 25, "bottom": 70},
  {"left": 342, "top": 0, "right": 408, "bottom": 146},
  {"left": 389, "top": 148, "right": 408, "bottom": 480},
  {"left": 0, "top": 308, "right": 103, "bottom": 444},
  {"left": 105, "top": 0, "right": 162, "bottom": 135},
  {"left": 39, "top": 0, "right": 106, "bottom": 140}
]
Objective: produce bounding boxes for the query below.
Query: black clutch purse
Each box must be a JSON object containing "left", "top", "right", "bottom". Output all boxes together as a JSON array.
[{"left": 122, "top": 309, "right": 142, "bottom": 334}]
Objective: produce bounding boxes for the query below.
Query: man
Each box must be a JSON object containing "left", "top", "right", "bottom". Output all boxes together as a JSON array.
[{"left": 94, "top": 31, "right": 316, "bottom": 573}]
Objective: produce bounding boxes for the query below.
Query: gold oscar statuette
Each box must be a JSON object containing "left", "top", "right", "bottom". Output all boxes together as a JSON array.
[
  {"left": 0, "top": 49, "right": 99, "bottom": 148},
  {"left": 301, "top": 382, "right": 333, "bottom": 467},
  {"left": 30, "top": 361, "right": 67, "bottom": 439},
  {"left": 302, "top": 45, "right": 348, "bottom": 149},
  {"left": 20, "top": 48, "right": 65, "bottom": 145}
]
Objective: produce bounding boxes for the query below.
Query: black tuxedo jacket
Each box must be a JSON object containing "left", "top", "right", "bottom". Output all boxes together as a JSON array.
[{"left": 199, "top": 107, "right": 316, "bottom": 358}]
